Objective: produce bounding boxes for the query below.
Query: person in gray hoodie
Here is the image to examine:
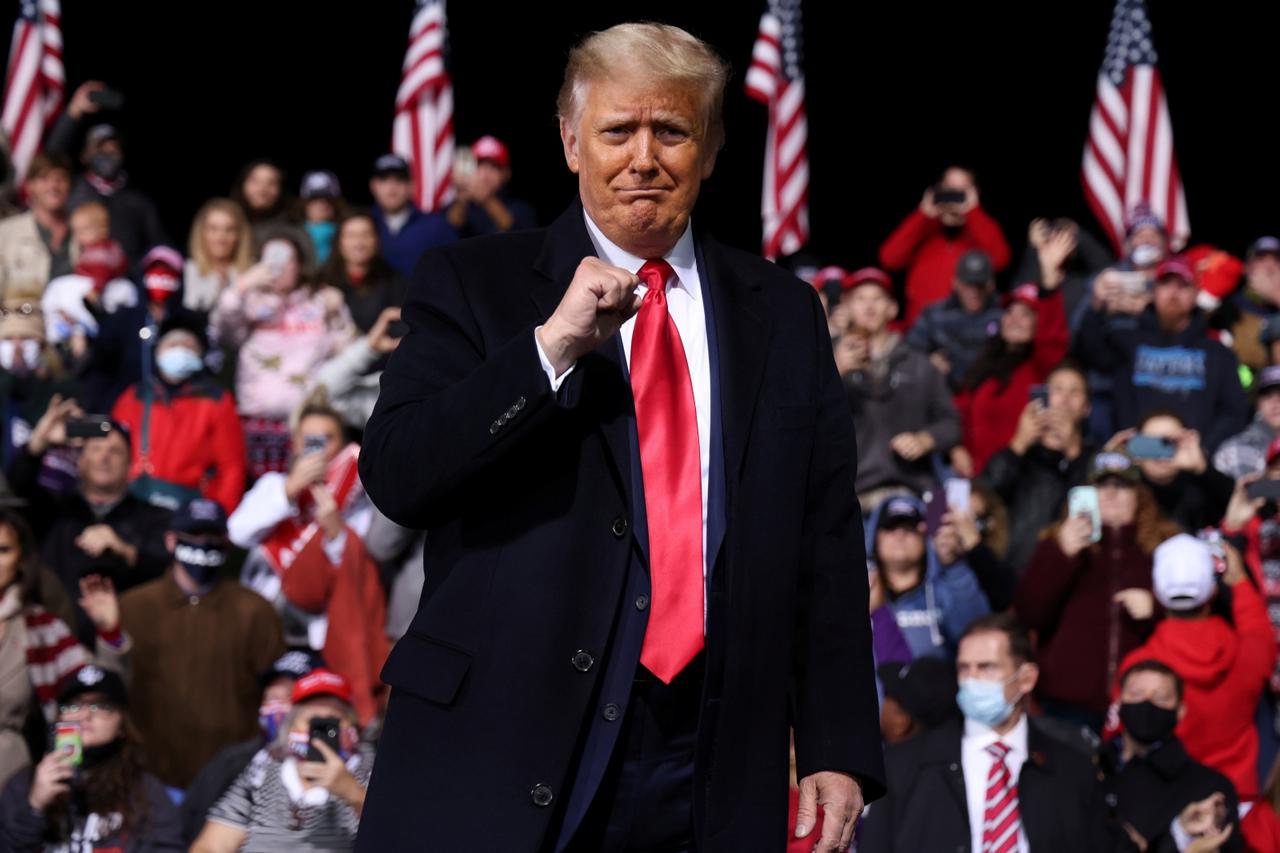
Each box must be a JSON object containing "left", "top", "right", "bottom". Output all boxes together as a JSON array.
[
  {"left": 838, "top": 268, "right": 960, "bottom": 504},
  {"left": 866, "top": 494, "right": 990, "bottom": 660}
]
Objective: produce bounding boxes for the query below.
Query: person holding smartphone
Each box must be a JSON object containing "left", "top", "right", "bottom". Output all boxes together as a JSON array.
[
  {"left": 192, "top": 669, "right": 371, "bottom": 853},
  {"left": 0, "top": 665, "right": 181, "bottom": 851}
]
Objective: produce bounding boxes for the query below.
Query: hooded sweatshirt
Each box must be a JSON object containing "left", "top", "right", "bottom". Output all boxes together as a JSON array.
[
  {"left": 866, "top": 494, "right": 991, "bottom": 660},
  {"left": 1119, "top": 578, "right": 1276, "bottom": 798}
]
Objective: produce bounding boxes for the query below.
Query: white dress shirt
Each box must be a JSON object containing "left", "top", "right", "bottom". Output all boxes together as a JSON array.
[
  {"left": 962, "top": 713, "right": 1030, "bottom": 853},
  {"left": 534, "top": 212, "right": 712, "bottom": 586}
]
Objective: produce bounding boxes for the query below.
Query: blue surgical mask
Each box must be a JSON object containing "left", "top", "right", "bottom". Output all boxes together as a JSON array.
[
  {"left": 956, "top": 676, "right": 1018, "bottom": 727},
  {"left": 305, "top": 221, "right": 337, "bottom": 265},
  {"left": 259, "top": 699, "right": 290, "bottom": 741},
  {"left": 156, "top": 347, "right": 203, "bottom": 383}
]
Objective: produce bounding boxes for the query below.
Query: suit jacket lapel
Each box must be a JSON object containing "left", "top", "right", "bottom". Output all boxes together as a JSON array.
[
  {"left": 699, "top": 232, "right": 772, "bottom": 498},
  {"left": 531, "top": 201, "right": 633, "bottom": 504}
]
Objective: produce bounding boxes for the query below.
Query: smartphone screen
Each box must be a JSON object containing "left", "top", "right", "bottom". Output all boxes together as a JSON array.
[
  {"left": 54, "top": 722, "right": 82, "bottom": 766},
  {"left": 302, "top": 434, "right": 328, "bottom": 456},
  {"left": 1068, "top": 486, "right": 1102, "bottom": 544},
  {"left": 945, "top": 478, "right": 971, "bottom": 514}
]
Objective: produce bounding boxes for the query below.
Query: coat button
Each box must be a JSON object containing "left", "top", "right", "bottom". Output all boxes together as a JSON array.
[
  {"left": 489, "top": 421, "right": 501, "bottom": 435},
  {"left": 635, "top": 594, "right": 649, "bottom": 611},
  {"left": 602, "top": 703, "right": 620, "bottom": 721},
  {"left": 572, "top": 650, "right": 594, "bottom": 672},
  {"left": 515, "top": 396, "right": 526, "bottom": 411},
  {"left": 611, "top": 516, "right": 628, "bottom": 537},
  {"left": 506, "top": 405, "right": 519, "bottom": 418},
  {"left": 531, "top": 784, "right": 553, "bottom": 807}
]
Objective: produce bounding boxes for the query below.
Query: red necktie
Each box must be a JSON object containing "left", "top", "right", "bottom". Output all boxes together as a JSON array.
[
  {"left": 630, "top": 258, "right": 703, "bottom": 684},
  {"left": 981, "top": 741, "right": 1022, "bottom": 853}
]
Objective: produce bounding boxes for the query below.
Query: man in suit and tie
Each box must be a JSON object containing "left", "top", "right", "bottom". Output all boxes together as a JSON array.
[
  {"left": 355, "top": 22, "right": 884, "bottom": 853},
  {"left": 861, "top": 613, "right": 1110, "bottom": 852}
]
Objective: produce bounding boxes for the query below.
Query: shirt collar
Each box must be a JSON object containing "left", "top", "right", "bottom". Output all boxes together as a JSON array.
[
  {"left": 582, "top": 210, "right": 700, "bottom": 302},
  {"left": 963, "top": 710, "right": 1029, "bottom": 753}
]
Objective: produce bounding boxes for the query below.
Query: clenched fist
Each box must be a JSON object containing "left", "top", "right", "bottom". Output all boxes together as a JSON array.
[{"left": 536, "top": 257, "right": 643, "bottom": 376}]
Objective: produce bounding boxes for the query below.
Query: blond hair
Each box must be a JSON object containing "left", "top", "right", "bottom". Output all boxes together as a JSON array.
[
  {"left": 70, "top": 201, "right": 109, "bottom": 230},
  {"left": 187, "top": 198, "right": 253, "bottom": 277},
  {"left": 557, "top": 22, "right": 731, "bottom": 151}
]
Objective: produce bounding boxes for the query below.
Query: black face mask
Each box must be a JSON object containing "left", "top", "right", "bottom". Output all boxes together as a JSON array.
[
  {"left": 80, "top": 736, "right": 123, "bottom": 770},
  {"left": 173, "top": 539, "right": 227, "bottom": 586},
  {"left": 89, "top": 152, "right": 123, "bottom": 181},
  {"left": 1120, "top": 700, "right": 1179, "bottom": 744}
]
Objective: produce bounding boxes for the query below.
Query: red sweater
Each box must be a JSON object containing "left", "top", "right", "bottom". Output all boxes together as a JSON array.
[
  {"left": 111, "top": 377, "right": 247, "bottom": 515},
  {"left": 1119, "top": 578, "right": 1277, "bottom": 798},
  {"left": 1015, "top": 526, "right": 1156, "bottom": 714},
  {"left": 955, "top": 289, "right": 1068, "bottom": 475},
  {"left": 879, "top": 206, "right": 1011, "bottom": 327}
]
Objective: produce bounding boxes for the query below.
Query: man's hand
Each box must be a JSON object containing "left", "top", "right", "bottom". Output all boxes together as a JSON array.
[
  {"left": 66, "top": 80, "right": 107, "bottom": 120},
  {"left": 367, "top": 307, "right": 404, "bottom": 355},
  {"left": 890, "top": 431, "right": 935, "bottom": 462},
  {"left": 285, "top": 453, "right": 328, "bottom": 503},
  {"left": 918, "top": 186, "right": 940, "bottom": 219},
  {"left": 1172, "top": 429, "right": 1207, "bottom": 475},
  {"left": 1009, "top": 400, "right": 1045, "bottom": 455},
  {"left": 1223, "top": 474, "right": 1264, "bottom": 532},
  {"left": 536, "top": 257, "right": 642, "bottom": 376},
  {"left": 929, "top": 350, "right": 952, "bottom": 376},
  {"left": 795, "top": 771, "right": 863, "bottom": 852},
  {"left": 78, "top": 574, "right": 120, "bottom": 634},
  {"left": 28, "top": 394, "right": 84, "bottom": 456},
  {"left": 1027, "top": 218, "right": 1051, "bottom": 250},
  {"left": 299, "top": 739, "right": 364, "bottom": 810},
  {"left": 834, "top": 335, "right": 869, "bottom": 376},
  {"left": 950, "top": 446, "right": 974, "bottom": 479},
  {"left": 76, "top": 524, "right": 129, "bottom": 560},
  {"left": 1113, "top": 588, "right": 1155, "bottom": 621},
  {"left": 1180, "top": 792, "right": 1232, "bottom": 852}
]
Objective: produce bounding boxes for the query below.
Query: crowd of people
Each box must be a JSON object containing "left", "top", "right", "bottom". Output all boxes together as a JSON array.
[{"left": 0, "top": 72, "right": 1278, "bottom": 852}]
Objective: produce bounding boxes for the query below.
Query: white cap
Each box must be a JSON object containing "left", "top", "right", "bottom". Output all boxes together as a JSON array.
[{"left": 1152, "top": 534, "right": 1216, "bottom": 610}]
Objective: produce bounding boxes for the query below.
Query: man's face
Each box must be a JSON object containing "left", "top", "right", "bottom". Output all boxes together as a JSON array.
[
  {"left": 1261, "top": 389, "right": 1280, "bottom": 432},
  {"left": 78, "top": 432, "right": 129, "bottom": 494},
  {"left": 1047, "top": 369, "right": 1090, "bottom": 423},
  {"left": 876, "top": 521, "right": 926, "bottom": 568},
  {"left": 370, "top": 175, "right": 413, "bottom": 214},
  {"left": 953, "top": 279, "right": 990, "bottom": 313},
  {"left": 956, "top": 631, "right": 1036, "bottom": 706},
  {"left": 560, "top": 73, "right": 717, "bottom": 256},
  {"left": 293, "top": 414, "right": 344, "bottom": 465},
  {"left": 25, "top": 169, "right": 70, "bottom": 214},
  {"left": 847, "top": 285, "right": 896, "bottom": 335},
  {"left": 1120, "top": 670, "right": 1180, "bottom": 712},
  {"left": 1152, "top": 275, "right": 1197, "bottom": 328},
  {"left": 1248, "top": 254, "right": 1280, "bottom": 299}
]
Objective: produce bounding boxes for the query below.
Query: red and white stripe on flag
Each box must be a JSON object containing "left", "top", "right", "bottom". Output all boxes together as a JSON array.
[
  {"left": 1082, "top": 0, "right": 1189, "bottom": 253},
  {"left": 392, "top": 0, "right": 454, "bottom": 213},
  {"left": 745, "top": 0, "right": 810, "bottom": 261},
  {"left": 2, "top": 0, "right": 64, "bottom": 183}
]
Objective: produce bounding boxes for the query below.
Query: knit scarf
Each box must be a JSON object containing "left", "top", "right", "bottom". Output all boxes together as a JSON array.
[
  {"left": 261, "top": 443, "right": 363, "bottom": 576},
  {"left": 18, "top": 603, "right": 90, "bottom": 720}
]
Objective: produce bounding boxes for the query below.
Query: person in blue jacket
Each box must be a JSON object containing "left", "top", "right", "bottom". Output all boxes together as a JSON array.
[
  {"left": 367, "top": 154, "right": 458, "bottom": 278},
  {"left": 866, "top": 494, "right": 990, "bottom": 659}
]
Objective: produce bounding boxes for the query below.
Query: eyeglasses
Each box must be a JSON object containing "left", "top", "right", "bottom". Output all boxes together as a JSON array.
[{"left": 59, "top": 702, "right": 120, "bottom": 717}]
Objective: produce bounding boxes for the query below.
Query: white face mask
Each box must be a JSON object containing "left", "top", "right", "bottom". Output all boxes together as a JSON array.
[{"left": 0, "top": 339, "right": 42, "bottom": 374}]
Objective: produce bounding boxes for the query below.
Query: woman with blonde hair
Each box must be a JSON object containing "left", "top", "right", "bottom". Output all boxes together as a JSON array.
[
  {"left": 184, "top": 199, "right": 253, "bottom": 312},
  {"left": 1015, "top": 451, "right": 1182, "bottom": 731}
]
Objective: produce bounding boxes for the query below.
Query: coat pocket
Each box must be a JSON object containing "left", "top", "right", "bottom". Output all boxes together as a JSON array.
[{"left": 381, "top": 631, "right": 473, "bottom": 707}]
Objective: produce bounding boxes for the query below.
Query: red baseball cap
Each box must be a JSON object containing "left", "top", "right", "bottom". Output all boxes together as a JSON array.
[
  {"left": 810, "top": 265, "right": 847, "bottom": 290},
  {"left": 845, "top": 267, "right": 892, "bottom": 293},
  {"left": 1001, "top": 283, "right": 1039, "bottom": 309},
  {"left": 291, "top": 669, "right": 353, "bottom": 705},
  {"left": 470, "top": 135, "right": 510, "bottom": 168},
  {"left": 1155, "top": 256, "right": 1195, "bottom": 284}
]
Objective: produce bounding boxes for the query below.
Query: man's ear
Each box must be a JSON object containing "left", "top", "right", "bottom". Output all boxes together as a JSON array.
[
  {"left": 1018, "top": 662, "right": 1040, "bottom": 695},
  {"left": 559, "top": 118, "right": 580, "bottom": 175},
  {"left": 164, "top": 531, "right": 177, "bottom": 553}
]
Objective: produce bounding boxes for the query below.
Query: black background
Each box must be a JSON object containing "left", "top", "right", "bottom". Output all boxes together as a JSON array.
[{"left": 7, "top": 0, "right": 1279, "bottom": 275}]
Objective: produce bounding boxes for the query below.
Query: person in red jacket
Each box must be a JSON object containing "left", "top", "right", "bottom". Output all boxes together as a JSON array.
[
  {"left": 1120, "top": 534, "right": 1278, "bottom": 801},
  {"left": 879, "top": 166, "right": 1011, "bottom": 327},
  {"left": 953, "top": 281, "right": 1069, "bottom": 476},
  {"left": 111, "top": 315, "right": 247, "bottom": 514}
]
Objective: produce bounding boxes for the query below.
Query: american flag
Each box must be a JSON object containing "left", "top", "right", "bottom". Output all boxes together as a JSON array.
[
  {"left": 391, "top": 0, "right": 454, "bottom": 212},
  {"left": 1082, "top": 0, "right": 1189, "bottom": 252},
  {"left": 2, "top": 0, "right": 63, "bottom": 182},
  {"left": 745, "top": 0, "right": 810, "bottom": 260}
]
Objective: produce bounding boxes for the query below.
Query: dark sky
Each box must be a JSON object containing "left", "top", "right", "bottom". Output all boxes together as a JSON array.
[{"left": 9, "top": 1, "right": 1280, "bottom": 278}]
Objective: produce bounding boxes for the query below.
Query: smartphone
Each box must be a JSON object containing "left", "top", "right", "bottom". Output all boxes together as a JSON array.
[
  {"left": 1127, "top": 435, "right": 1176, "bottom": 460},
  {"left": 88, "top": 88, "right": 124, "bottom": 111},
  {"left": 1068, "top": 486, "right": 1102, "bottom": 544},
  {"left": 386, "top": 319, "right": 410, "bottom": 339},
  {"left": 933, "top": 187, "right": 967, "bottom": 205},
  {"left": 65, "top": 415, "right": 112, "bottom": 439},
  {"left": 1029, "top": 384, "right": 1048, "bottom": 407},
  {"left": 944, "top": 478, "right": 971, "bottom": 514},
  {"left": 1198, "top": 528, "right": 1227, "bottom": 574},
  {"left": 302, "top": 434, "right": 328, "bottom": 456},
  {"left": 1115, "top": 271, "right": 1149, "bottom": 295},
  {"left": 54, "top": 722, "right": 82, "bottom": 766},
  {"left": 262, "top": 242, "right": 292, "bottom": 276},
  {"left": 307, "top": 716, "right": 342, "bottom": 762},
  {"left": 1247, "top": 479, "right": 1280, "bottom": 502}
]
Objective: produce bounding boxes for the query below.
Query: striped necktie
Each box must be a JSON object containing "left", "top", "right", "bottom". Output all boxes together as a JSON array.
[{"left": 981, "top": 741, "right": 1022, "bottom": 853}]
